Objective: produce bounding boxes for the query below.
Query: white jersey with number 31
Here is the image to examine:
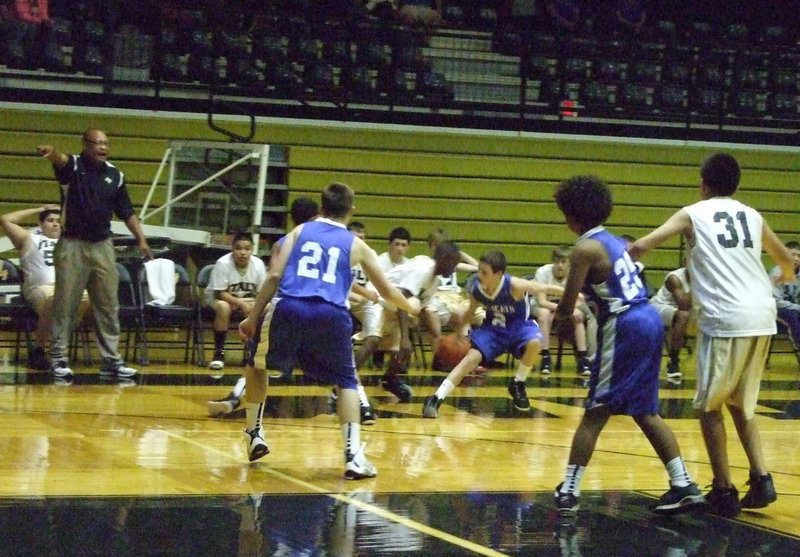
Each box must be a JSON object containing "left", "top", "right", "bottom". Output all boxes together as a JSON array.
[{"left": 683, "top": 197, "right": 776, "bottom": 337}]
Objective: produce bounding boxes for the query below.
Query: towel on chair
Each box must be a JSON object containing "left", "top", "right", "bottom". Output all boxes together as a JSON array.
[{"left": 143, "top": 258, "right": 176, "bottom": 306}]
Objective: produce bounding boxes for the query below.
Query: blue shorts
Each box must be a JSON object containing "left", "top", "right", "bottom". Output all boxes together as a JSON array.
[
  {"left": 469, "top": 319, "right": 543, "bottom": 364},
  {"left": 264, "top": 296, "right": 357, "bottom": 390},
  {"left": 587, "top": 303, "right": 662, "bottom": 415}
]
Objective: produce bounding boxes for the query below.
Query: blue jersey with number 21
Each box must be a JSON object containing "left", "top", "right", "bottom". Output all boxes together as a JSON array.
[{"left": 278, "top": 218, "right": 355, "bottom": 307}]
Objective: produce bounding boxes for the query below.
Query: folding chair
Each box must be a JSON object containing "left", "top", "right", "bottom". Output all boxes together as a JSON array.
[
  {"left": 138, "top": 261, "right": 200, "bottom": 364},
  {"left": 117, "top": 263, "right": 148, "bottom": 366},
  {"left": 0, "top": 258, "right": 36, "bottom": 363}
]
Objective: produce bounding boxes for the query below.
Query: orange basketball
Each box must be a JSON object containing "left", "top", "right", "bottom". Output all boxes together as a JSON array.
[{"left": 435, "top": 334, "right": 471, "bottom": 370}]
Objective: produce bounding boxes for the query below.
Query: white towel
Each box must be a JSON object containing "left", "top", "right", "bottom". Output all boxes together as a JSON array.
[{"left": 143, "top": 258, "right": 176, "bottom": 306}]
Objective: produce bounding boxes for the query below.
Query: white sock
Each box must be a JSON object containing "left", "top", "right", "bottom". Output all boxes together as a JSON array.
[
  {"left": 515, "top": 363, "right": 532, "bottom": 383},
  {"left": 666, "top": 456, "right": 692, "bottom": 488},
  {"left": 232, "top": 376, "right": 246, "bottom": 398},
  {"left": 435, "top": 379, "right": 456, "bottom": 401},
  {"left": 356, "top": 384, "right": 370, "bottom": 407},
  {"left": 342, "top": 422, "right": 361, "bottom": 459},
  {"left": 245, "top": 402, "right": 264, "bottom": 433},
  {"left": 560, "top": 464, "right": 585, "bottom": 496}
]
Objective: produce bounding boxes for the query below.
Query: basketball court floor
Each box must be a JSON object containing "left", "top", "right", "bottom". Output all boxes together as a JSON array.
[{"left": 1, "top": 350, "right": 799, "bottom": 556}]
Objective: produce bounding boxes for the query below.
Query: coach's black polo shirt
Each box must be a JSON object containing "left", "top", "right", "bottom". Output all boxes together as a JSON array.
[{"left": 53, "top": 154, "right": 136, "bottom": 242}]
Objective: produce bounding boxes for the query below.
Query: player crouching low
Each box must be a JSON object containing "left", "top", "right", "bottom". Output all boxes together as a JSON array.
[{"left": 423, "top": 250, "right": 564, "bottom": 418}]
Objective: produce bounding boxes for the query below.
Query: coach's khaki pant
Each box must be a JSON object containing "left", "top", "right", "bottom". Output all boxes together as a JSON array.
[{"left": 50, "top": 237, "right": 124, "bottom": 367}]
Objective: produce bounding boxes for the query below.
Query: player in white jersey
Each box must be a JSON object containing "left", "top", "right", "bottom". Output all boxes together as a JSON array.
[
  {"left": 1, "top": 205, "right": 88, "bottom": 370},
  {"left": 349, "top": 222, "right": 398, "bottom": 375},
  {"left": 532, "top": 246, "right": 596, "bottom": 375},
  {"left": 650, "top": 266, "right": 693, "bottom": 381},
  {"left": 425, "top": 228, "right": 482, "bottom": 370},
  {"left": 631, "top": 153, "right": 795, "bottom": 518},
  {"left": 367, "top": 245, "right": 461, "bottom": 400},
  {"left": 204, "top": 232, "right": 267, "bottom": 375}
]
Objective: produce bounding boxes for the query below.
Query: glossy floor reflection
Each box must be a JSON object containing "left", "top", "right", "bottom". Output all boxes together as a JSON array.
[
  {"left": 1, "top": 351, "right": 800, "bottom": 556},
  {"left": 2, "top": 491, "right": 800, "bottom": 556}
]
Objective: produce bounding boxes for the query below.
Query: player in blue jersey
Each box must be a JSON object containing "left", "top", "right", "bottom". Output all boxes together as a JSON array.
[
  {"left": 422, "top": 249, "right": 564, "bottom": 417},
  {"left": 551, "top": 175, "right": 704, "bottom": 517},
  {"left": 238, "top": 182, "right": 418, "bottom": 479}
]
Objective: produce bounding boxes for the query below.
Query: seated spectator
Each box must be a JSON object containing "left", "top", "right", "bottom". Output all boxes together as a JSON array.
[
  {"left": 650, "top": 265, "right": 694, "bottom": 382},
  {"left": 398, "top": 0, "right": 444, "bottom": 28},
  {"left": 0, "top": 204, "right": 89, "bottom": 370},
  {"left": 1, "top": 0, "right": 50, "bottom": 24},
  {"left": 546, "top": 0, "right": 581, "bottom": 33},
  {"left": 204, "top": 231, "right": 266, "bottom": 377},
  {"left": 532, "top": 245, "right": 597, "bottom": 375},
  {"left": 1, "top": 0, "right": 51, "bottom": 67},
  {"left": 365, "top": 0, "right": 401, "bottom": 23},
  {"left": 614, "top": 0, "right": 647, "bottom": 38},
  {"left": 769, "top": 239, "right": 800, "bottom": 351}
]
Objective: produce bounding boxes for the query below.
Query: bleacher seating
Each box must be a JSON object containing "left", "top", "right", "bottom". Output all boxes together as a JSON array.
[{"left": 1, "top": 3, "right": 798, "bottom": 134}]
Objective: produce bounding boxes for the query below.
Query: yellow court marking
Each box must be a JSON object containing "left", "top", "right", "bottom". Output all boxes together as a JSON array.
[{"left": 165, "top": 431, "right": 510, "bottom": 557}]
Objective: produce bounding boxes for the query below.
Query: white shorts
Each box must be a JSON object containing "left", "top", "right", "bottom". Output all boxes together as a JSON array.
[
  {"left": 426, "top": 290, "right": 484, "bottom": 327},
  {"left": 350, "top": 297, "right": 383, "bottom": 338},
  {"left": 24, "top": 284, "right": 88, "bottom": 315},
  {"left": 694, "top": 333, "right": 770, "bottom": 419},
  {"left": 651, "top": 301, "right": 679, "bottom": 328}
]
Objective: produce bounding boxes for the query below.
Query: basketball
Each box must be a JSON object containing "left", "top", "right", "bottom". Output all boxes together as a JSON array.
[{"left": 435, "top": 334, "right": 471, "bottom": 371}]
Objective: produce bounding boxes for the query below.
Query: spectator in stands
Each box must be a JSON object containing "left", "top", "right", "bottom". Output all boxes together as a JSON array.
[
  {"left": 770, "top": 239, "right": 800, "bottom": 350},
  {"left": 365, "top": 0, "right": 401, "bottom": 23},
  {"left": 546, "top": 0, "right": 581, "bottom": 33},
  {"left": 1, "top": 0, "right": 51, "bottom": 67},
  {"left": 1, "top": 0, "right": 50, "bottom": 24},
  {"left": 204, "top": 231, "right": 267, "bottom": 377},
  {"left": 650, "top": 264, "right": 694, "bottom": 383},
  {"left": 0, "top": 205, "right": 89, "bottom": 370},
  {"left": 614, "top": 0, "right": 647, "bottom": 38},
  {"left": 397, "top": 0, "right": 444, "bottom": 28},
  {"left": 37, "top": 129, "right": 152, "bottom": 382}
]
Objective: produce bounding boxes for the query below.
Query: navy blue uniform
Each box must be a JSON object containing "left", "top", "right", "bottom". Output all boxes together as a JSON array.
[
  {"left": 580, "top": 226, "right": 663, "bottom": 415},
  {"left": 265, "top": 219, "right": 358, "bottom": 388},
  {"left": 469, "top": 274, "right": 543, "bottom": 364},
  {"left": 54, "top": 154, "right": 136, "bottom": 241}
]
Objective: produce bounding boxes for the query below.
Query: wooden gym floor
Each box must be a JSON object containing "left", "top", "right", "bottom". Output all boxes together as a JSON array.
[{"left": 1, "top": 346, "right": 799, "bottom": 556}]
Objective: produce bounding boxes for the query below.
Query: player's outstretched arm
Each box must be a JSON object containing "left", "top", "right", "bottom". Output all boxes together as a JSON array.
[
  {"left": 630, "top": 209, "right": 691, "bottom": 261},
  {"left": 512, "top": 276, "right": 565, "bottom": 300}
]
